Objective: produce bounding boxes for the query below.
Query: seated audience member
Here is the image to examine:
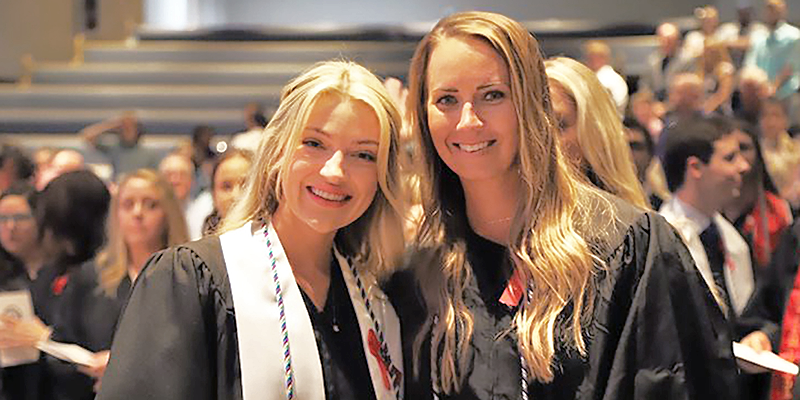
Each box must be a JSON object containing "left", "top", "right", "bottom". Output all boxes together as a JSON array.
[
  {"left": 641, "top": 22, "right": 696, "bottom": 101},
  {"left": 545, "top": 57, "right": 648, "bottom": 208},
  {"left": 582, "top": 40, "right": 629, "bottom": 117},
  {"left": 36, "top": 149, "right": 86, "bottom": 190},
  {"left": 759, "top": 98, "right": 800, "bottom": 208},
  {"left": 0, "top": 146, "right": 35, "bottom": 193},
  {"left": 630, "top": 89, "right": 665, "bottom": 140},
  {"left": 659, "top": 117, "right": 775, "bottom": 347},
  {"left": 696, "top": 40, "right": 735, "bottom": 115},
  {"left": 0, "top": 170, "right": 111, "bottom": 400},
  {"left": 624, "top": 117, "right": 664, "bottom": 209},
  {"left": 230, "top": 102, "right": 268, "bottom": 151},
  {"left": 745, "top": 0, "right": 800, "bottom": 127},
  {"left": 734, "top": 66, "right": 773, "bottom": 126},
  {"left": 201, "top": 149, "right": 253, "bottom": 235},
  {"left": 80, "top": 113, "right": 161, "bottom": 179},
  {"left": 665, "top": 72, "right": 705, "bottom": 126},
  {"left": 722, "top": 121, "right": 792, "bottom": 270}
]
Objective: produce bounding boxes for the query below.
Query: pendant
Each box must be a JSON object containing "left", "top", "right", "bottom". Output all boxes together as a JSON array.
[{"left": 333, "top": 323, "right": 340, "bottom": 333}]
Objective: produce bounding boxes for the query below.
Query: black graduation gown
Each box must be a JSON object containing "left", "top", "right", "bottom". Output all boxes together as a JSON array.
[
  {"left": 395, "top": 196, "right": 740, "bottom": 400},
  {"left": 45, "top": 262, "right": 131, "bottom": 400},
  {"left": 97, "top": 235, "right": 382, "bottom": 400}
]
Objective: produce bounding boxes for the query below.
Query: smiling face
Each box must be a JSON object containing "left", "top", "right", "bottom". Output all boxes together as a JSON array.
[
  {"left": 0, "top": 195, "right": 37, "bottom": 259},
  {"left": 426, "top": 36, "right": 519, "bottom": 185},
  {"left": 275, "top": 94, "right": 381, "bottom": 236},
  {"left": 117, "top": 177, "right": 167, "bottom": 251}
]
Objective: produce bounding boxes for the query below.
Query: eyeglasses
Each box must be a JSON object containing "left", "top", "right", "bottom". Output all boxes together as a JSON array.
[{"left": 0, "top": 214, "right": 33, "bottom": 223}]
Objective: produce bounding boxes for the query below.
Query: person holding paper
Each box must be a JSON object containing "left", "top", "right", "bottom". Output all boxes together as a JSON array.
[
  {"left": 0, "top": 170, "right": 111, "bottom": 400},
  {"left": 98, "top": 61, "right": 407, "bottom": 400}
]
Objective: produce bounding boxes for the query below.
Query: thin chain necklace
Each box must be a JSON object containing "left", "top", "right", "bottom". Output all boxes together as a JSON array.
[{"left": 264, "top": 224, "right": 403, "bottom": 400}]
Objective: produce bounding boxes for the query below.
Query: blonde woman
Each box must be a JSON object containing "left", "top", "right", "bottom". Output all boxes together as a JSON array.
[
  {"left": 98, "top": 61, "right": 406, "bottom": 400},
  {"left": 697, "top": 40, "right": 735, "bottom": 115},
  {"left": 49, "top": 169, "right": 190, "bottom": 388},
  {"left": 544, "top": 56, "right": 648, "bottom": 209},
  {"left": 405, "top": 11, "right": 737, "bottom": 399}
]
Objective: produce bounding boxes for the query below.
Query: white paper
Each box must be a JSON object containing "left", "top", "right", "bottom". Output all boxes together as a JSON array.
[
  {"left": 733, "top": 341, "right": 800, "bottom": 375},
  {"left": 37, "top": 340, "right": 99, "bottom": 368},
  {"left": 0, "top": 290, "right": 40, "bottom": 367}
]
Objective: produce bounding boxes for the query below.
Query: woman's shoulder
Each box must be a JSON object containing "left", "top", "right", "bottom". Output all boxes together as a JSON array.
[
  {"left": 585, "top": 192, "right": 685, "bottom": 269},
  {"left": 140, "top": 236, "right": 227, "bottom": 285}
]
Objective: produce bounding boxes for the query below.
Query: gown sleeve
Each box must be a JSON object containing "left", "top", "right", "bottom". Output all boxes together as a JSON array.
[
  {"left": 96, "top": 239, "right": 232, "bottom": 400},
  {"left": 585, "top": 211, "right": 740, "bottom": 400}
]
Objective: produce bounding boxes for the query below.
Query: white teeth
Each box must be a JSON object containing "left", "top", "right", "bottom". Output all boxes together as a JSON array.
[
  {"left": 310, "top": 187, "right": 347, "bottom": 202},
  {"left": 457, "top": 141, "right": 492, "bottom": 153}
]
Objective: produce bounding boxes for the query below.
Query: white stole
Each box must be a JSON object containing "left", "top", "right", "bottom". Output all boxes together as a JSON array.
[
  {"left": 220, "top": 221, "right": 403, "bottom": 400},
  {"left": 659, "top": 200, "right": 755, "bottom": 316}
]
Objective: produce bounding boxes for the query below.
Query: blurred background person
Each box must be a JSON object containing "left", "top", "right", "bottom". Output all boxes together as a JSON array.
[
  {"left": 230, "top": 102, "right": 268, "bottom": 152},
  {"left": 158, "top": 151, "right": 211, "bottom": 240},
  {"left": 666, "top": 72, "right": 705, "bottom": 125},
  {"left": 0, "top": 170, "right": 111, "bottom": 400},
  {"left": 80, "top": 112, "right": 162, "bottom": 180},
  {"left": 745, "top": 0, "right": 800, "bottom": 128},
  {"left": 734, "top": 66, "right": 773, "bottom": 126},
  {"left": 582, "top": 39, "right": 629, "bottom": 117},
  {"left": 546, "top": 57, "right": 648, "bottom": 208},
  {"left": 629, "top": 89, "right": 665, "bottom": 140},
  {"left": 683, "top": 5, "right": 722, "bottom": 58},
  {"left": 696, "top": 40, "right": 735, "bottom": 115},
  {"left": 759, "top": 98, "right": 800, "bottom": 209},
  {"left": 201, "top": 149, "right": 253, "bottom": 236},
  {"left": 722, "top": 120, "right": 792, "bottom": 271},
  {"left": 717, "top": 5, "right": 768, "bottom": 68},
  {"left": 623, "top": 117, "right": 665, "bottom": 209},
  {"left": 0, "top": 146, "right": 35, "bottom": 194},
  {"left": 36, "top": 149, "right": 86, "bottom": 190},
  {"left": 0, "top": 183, "right": 47, "bottom": 400},
  {"left": 58, "top": 169, "right": 190, "bottom": 392},
  {"left": 641, "top": 22, "right": 695, "bottom": 101}
]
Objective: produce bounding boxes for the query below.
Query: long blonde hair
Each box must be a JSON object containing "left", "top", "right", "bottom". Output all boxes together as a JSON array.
[
  {"left": 545, "top": 57, "right": 649, "bottom": 209},
  {"left": 407, "top": 11, "right": 613, "bottom": 391},
  {"left": 222, "top": 60, "right": 406, "bottom": 280},
  {"left": 97, "top": 169, "right": 189, "bottom": 294}
]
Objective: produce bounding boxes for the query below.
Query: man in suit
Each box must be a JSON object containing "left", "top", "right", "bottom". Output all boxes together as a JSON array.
[{"left": 640, "top": 23, "right": 696, "bottom": 102}]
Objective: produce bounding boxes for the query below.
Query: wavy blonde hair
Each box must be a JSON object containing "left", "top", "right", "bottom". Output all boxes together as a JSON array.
[
  {"left": 407, "top": 11, "right": 614, "bottom": 391},
  {"left": 97, "top": 169, "right": 189, "bottom": 294},
  {"left": 221, "top": 60, "right": 405, "bottom": 280},
  {"left": 545, "top": 57, "right": 649, "bottom": 209}
]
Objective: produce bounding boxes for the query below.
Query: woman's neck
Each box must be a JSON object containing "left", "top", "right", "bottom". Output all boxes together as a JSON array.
[
  {"left": 127, "top": 242, "right": 160, "bottom": 282},
  {"left": 271, "top": 204, "right": 335, "bottom": 310},
  {"left": 461, "top": 171, "right": 521, "bottom": 245}
]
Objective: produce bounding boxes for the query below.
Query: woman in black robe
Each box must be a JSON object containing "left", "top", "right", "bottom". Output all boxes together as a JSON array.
[
  {"left": 400, "top": 11, "right": 740, "bottom": 399},
  {"left": 0, "top": 171, "right": 111, "bottom": 400},
  {"left": 97, "top": 61, "right": 408, "bottom": 400}
]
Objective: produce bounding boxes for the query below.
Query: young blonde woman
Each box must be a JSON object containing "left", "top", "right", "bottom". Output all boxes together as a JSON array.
[
  {"left": 404, "top": 11, "right": 737, "bottom": 399},
  {"left": 544, "top": 56, "right": 649, "bottom": 209},
  {"left": 97, "top": 61, "right": 406, "bottom": 400},
  {"left": 45, "top": 169, "right": 190, "bottom": 393}
]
